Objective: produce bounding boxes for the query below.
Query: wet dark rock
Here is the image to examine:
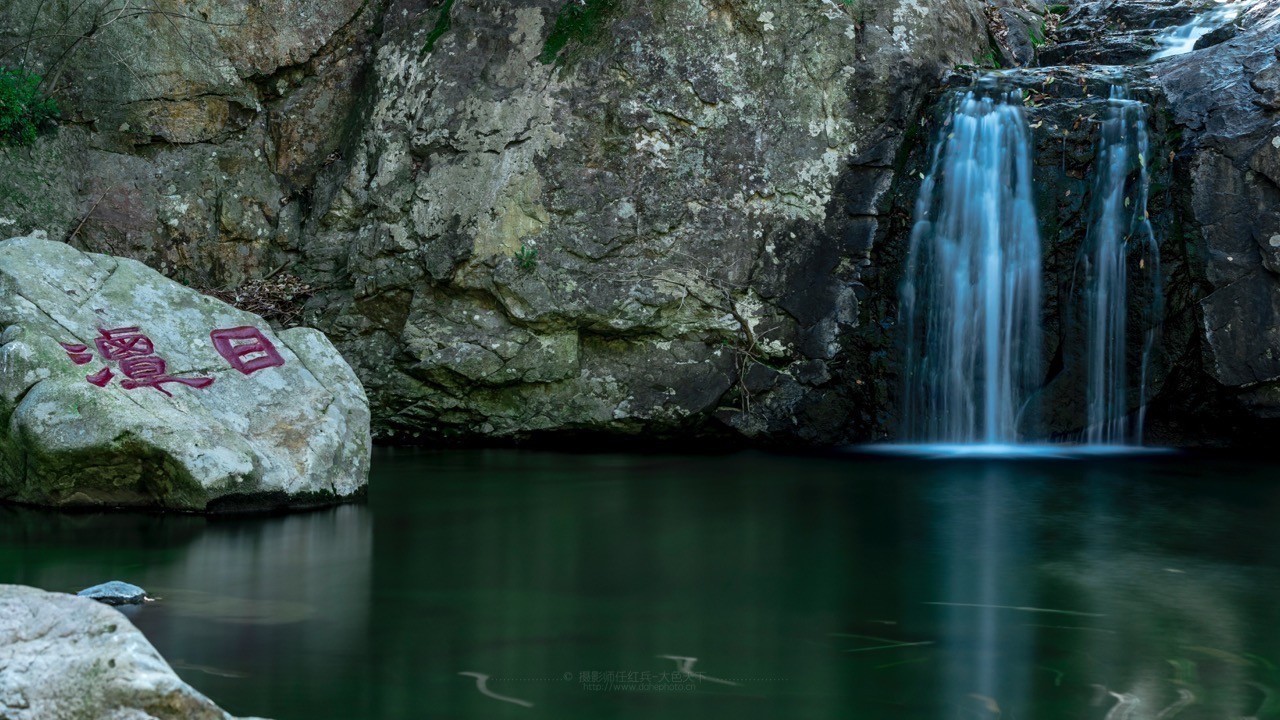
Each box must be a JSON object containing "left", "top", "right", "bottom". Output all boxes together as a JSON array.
[
  {"left": 1037, "top": 32, "right": 1163, "bottom": 65},
  {"left": 1251, "top": 62, "right": 1280, "bottom": 110},
  {"left": 1195, "top": 21, "right": 1240, "bottom": 51},
  {"left": 1149, "top": 5, "right": 1280, "bottom": 439},
  {"left": 1055, "top": 0, "right": 1196, "bottom": 37},
  {"left": 76, "top": 581, "right": 147, "bottom": 606},
  {"left": 1039, "top": 0, "right": 1194, "bottom": 65}
]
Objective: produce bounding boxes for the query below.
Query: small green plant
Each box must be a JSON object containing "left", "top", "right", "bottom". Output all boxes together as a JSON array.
[
  {"left": 422, "top": 0, "right": 457, "bottom": 54},
  {"left": 976, "top": 49, "right": 1002, "bottom": 69},
  {"left": 0, "top": 67, "right": 58, "bottom": 146},
  {"left": 515, "top": 244, "right": 538, "bottom": 271},
  {"left": 1031, "top": 21, "right": 1047, "bottom": 48}
]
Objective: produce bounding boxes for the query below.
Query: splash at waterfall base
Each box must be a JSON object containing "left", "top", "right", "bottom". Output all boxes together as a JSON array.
[{"left": 866, "top": 70, "right": 1182, "bottom": 451}]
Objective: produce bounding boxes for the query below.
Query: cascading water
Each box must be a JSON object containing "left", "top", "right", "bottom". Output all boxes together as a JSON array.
[
  {"left": 1150, "top": 0, "right": 1258, "bottom": 60},
  {"left": 900, "top": 85, "right": 1042, "bottom": 445},
  {"left": 1078, "top": 86, "right": 1162, "bottom": 445}
]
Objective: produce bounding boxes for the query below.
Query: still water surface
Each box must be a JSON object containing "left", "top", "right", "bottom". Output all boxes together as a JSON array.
[{"left": 3, "top": 449, "right": 1280, "bottom": 719}]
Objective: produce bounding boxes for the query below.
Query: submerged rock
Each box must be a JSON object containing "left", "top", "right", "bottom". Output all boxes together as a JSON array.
[
  {"left": 0, "top": 584, "right": 265, "bottom": 720},
  {"left": 76, "top": 581, "right": 148, "bottom": 606},
  {"left": 0, "top": 235, "right": 371, "bottom": 511}
]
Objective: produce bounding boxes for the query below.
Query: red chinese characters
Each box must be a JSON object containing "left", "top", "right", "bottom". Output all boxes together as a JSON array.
[
  {"left": 61, "top": 326, "right": 214, "bottom": 396},
  {"left": 86, "top": 367, "right": 114, "bottom": 387},
  {"left": 210, "top": 326, "right": 285, "bottom": 375},
  {"left": 94, "top": 327, "right": 154, "bottom": 360},
  {"left": 59, "top": 343, "right": 94, "bottom": 365}
]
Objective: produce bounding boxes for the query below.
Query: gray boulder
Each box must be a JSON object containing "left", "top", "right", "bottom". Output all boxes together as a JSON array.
[
  {"left": 76, "top": 581, "right": 148, "bottom": 606},
  {"left": 0, "top": 235, "right": 370, "bottom": 511},
  {"left": 0, "top": 584, "right": 265, "bottom": 720}
]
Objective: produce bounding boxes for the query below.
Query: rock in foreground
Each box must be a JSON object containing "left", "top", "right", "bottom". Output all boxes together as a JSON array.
[
  {"left": 0, "top": 584, "right": 265, "bottom": 720},
  {"left": 0, "top": 235, "right": 370, "bottom": 511}
]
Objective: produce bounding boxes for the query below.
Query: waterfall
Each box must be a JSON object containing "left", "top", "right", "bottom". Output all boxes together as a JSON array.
[
  {"left": 900, "top": 86, "right": 1043, "bottom": 445},
  {"left": 1078, "top": 86, "right": 1161, "bottom": 445},
  {"left": 1150, "top": 1, "right": 1256, "bottom": 60}
]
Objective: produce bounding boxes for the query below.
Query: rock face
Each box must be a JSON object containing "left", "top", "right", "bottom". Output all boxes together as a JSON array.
[
  {"left": 0, "top": 584, "right": 263, "bottom": 720},
  {"left": 0, "top": 0, "right": 377, "bottom": 289},
  {"left": 5, "top": 0, "right": 1280, "bottom": 447},
  {"left": 1150, "top": 3, "right": 1280, "bottom": 439},
  {"left": 0, "top": 235, "right": 370, "bottom": 511},
  {"left": 301, "top": 0, "right": 999, "bottom": 443},
  {"left": 0, "top": 0, "right": 998, "bottom": 446}
]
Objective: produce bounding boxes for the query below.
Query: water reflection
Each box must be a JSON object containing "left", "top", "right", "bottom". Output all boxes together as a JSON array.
[
  {"left": 1, "top": 450, "right": 1278, "bottom": 720},
  {"left": 935, "top": 469, "right": 1034, "bottom": 720},
  {"left": 1044, "top": 469, "right": 1271, "bottom": 720},
  {"left": 925, "top": 462, "right": 1280, "bottom": 720}
]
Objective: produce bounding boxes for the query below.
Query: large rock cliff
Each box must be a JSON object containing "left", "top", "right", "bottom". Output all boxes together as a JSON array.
[
  {"left": 0, "top": 0, "right": 996, "bottom": 445},
  {"left": 302, "top": 0, "right": 997, "bottom": 443},
  {"left": 10, "top": 0, "right": 1280, "bottom": 447},
  {"left": 1150, "top": 3, "right": 1280, "bottom": 442}
]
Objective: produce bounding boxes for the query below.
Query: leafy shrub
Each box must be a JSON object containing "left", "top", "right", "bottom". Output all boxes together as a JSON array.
[{"left": 0, "top": 68, "right": 58, "bottom": 147}]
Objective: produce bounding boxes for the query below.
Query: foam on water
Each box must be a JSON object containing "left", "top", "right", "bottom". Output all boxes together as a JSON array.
[{"left": 852, "top": 444, "right": 1174, "bottom": 460}]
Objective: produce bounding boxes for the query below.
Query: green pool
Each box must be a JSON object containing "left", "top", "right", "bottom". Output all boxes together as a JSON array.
[{"left": 3, "top": 448, "right": 1278, "bottom": 719}]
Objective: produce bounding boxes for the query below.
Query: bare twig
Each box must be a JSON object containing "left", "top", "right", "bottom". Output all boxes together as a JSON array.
[
  {"left": 12, "top": 0, "right": 244, "bottom": 95},
  {"left": 66, "top": 184, "right": 116, "bottom": 243}
]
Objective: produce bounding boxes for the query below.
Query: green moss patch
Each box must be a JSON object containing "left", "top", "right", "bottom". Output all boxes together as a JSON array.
[
  {"left": 422, "top": 0, "right": 457, "bottom": 54},
  {"left": 539, "top": 0, "right": 620, "bottom": 65}
]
